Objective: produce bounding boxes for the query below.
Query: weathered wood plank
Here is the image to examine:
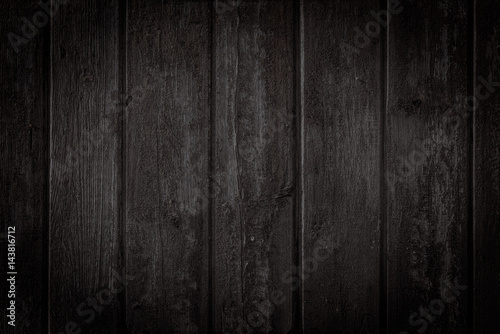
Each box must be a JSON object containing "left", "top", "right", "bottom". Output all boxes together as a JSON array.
[
  {"left": 50, "top": 1, "right": 122, "bottom": 332},
  {"left": 302, "top": 1, "right": 382, "bottom": 332},
  {"left": 386, "top": 0, "right": 469, "bottom": 332},
  {"left": 0, "top": 1, "right": 47, "bottom": 332},
  {"left": 125, "top": 1, "right": 211, "bottom": 332},
  {"left": 213, "top": 0, "right": 295, "bottom": 332},
  {"left": 474, "top": 1, "right": 500, "bottom": 332}
]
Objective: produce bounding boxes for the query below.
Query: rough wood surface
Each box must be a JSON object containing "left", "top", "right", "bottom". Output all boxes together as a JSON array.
[
  {"left": 125, "top": 1, "right": 211, "bottom": 332},
  {"left": 0, "top": 1, "right": 47, "bottom": 332},
  {"left": 49, "top": 0, "right": 122, "bottom": 332},
  {"left": 386, "top": 0, "right": 469, "bottom": 332},
  {"left": 302, "top": 1, "right": 382, "bottom": 332},
  {"left": 474, "top": 1, "right": 500, "bottom": 332},
  {"left": 2, "top": 1, "right": 500, "bottom": 332},
  {"left": 213, "top": 0, "right": 295, "bottom": 332}
]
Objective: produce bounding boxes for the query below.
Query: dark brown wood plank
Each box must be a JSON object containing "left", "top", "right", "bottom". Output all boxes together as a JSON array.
[
  {"left": 302, "top": 1, "right": 382, "bottom": 332},
  {"left": 474, "top": 1, "right": 500, "bottom": 332},
  {"left": 213, "top": 0, "right": 295, "bottom": 332},
  {"left": 50, "top": 1, "right": 122, "bottom": 332},
  {"left": 125, "top": 1, "right": 211, "bottom": 332},
  {"left": 0, "top": 1, "right": 47, "bottom": 332},
  {"left": 386, "top": 0, "right": 469, "bottom": 333}
]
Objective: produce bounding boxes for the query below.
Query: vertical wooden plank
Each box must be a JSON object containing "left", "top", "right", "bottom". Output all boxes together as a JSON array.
[
  {"left": 125, "top": 1, "right": 211, "bottom": 332},
  {"left": 386, "top": 0, "right": 469, "bottom": 333},
  {"left": 213, "top": 0, "right": 295, "bottom": 332},
  {"left": 50, "top": 1, "right": 122, "bottom": 332},
  {"left": 0, "top": 1, "right": 47, "bottom": 332},
  {"left": 474, "top": 0, "right": 500, "bottom": 332},
  {"left": 302, "top": 1, "right": 382, "bottom": 332}
]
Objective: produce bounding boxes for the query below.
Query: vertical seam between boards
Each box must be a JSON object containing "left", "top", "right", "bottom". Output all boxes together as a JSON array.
[
  {"left": 43, "top": 1, "right": 53, "bottom": 332},
  {"left": 379, "top": 0, "right": 389, "bottom": 332},
  {"left": 466, "top": 0, "right": 476, "bottom": 332},
  {"left": 292, "top": 0, "right": 305, "bottom": 331},
  {"left": 209, "top": 0, "right": 216, "bottom": 332},
  {"left": 119, "top": 0, "right": 128, "bottom": 331}
]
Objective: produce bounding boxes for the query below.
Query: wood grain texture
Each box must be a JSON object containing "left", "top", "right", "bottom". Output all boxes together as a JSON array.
[
  {"left": 0, "top": 1, "right": 47, "bottom": 333},
  {"left": 213, "top": 0, "right": 295, "bottom": 332},
  {"left": 50, "top": 0, "right": 122, "bottom": 332},
  {"left": 125, "top": 1, "right": 211, "bottom": 332},
  {"left": 4, "top": 1, "right": 500, "bottom": 332},
  {"left": 302, "top": 1, "right": 381, "bottom": 332},
  {"left": 386, "top": 0, "right": 469, "bottom": 332},
  {"left": 474, "top": 1, "right": 500, "bottom": 332}
]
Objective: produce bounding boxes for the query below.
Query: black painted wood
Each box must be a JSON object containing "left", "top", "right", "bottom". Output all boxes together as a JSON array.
[
  {"left": 302, "top": 1, "right": 382, "bottom": 332},
  {"left": 386, "top": 0, "right": 469, "bottom": 333},
  {"left": 125, "top": 1, "right": 211, "bottom": 332},
  {"left": 474, "top": 1, "right": 500, "bottom": 333},
  {"left": 213, "top": 1, "right": 295, "bottom": 332},
  {"left": 50, "top": 0, "right": 122, "bottom": 332},
  {"left": 0, "top": 1, "right": 499, "bottom": 333},
  {"left": 0, "top": 1, "right": 47, "bottom": 333}
]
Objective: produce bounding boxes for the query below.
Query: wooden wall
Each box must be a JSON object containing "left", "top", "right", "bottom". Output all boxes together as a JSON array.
[{"left": 0, "top": 0, "right": 499, "bottom": 333}]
